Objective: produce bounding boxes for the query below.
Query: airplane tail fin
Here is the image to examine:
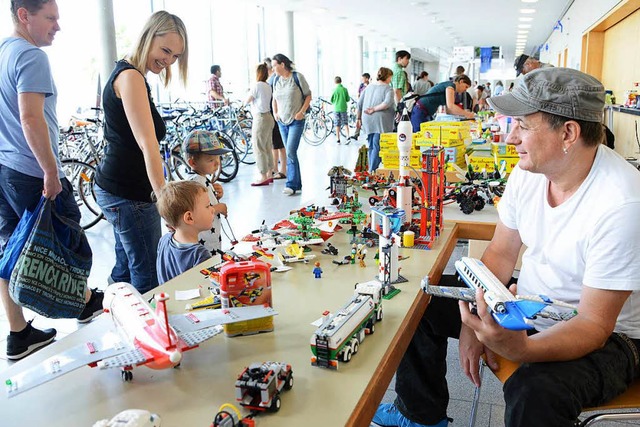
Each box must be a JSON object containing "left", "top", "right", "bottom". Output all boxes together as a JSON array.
[{"left": 154, "top": 293, "right": 175, "bottom": 348}]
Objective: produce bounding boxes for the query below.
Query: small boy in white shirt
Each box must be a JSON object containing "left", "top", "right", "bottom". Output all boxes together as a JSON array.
[{"left": 182, "top": 130, "right": 232, "bottom": 255}]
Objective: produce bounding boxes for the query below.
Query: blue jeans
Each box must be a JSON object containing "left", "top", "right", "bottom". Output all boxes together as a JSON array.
[
  {"left": 410, "top": 106, "right": 432, "bottom": 132},
  {"left": 0, "top": 164, "right": 80, "bottom": 257},
  {"left": 394, "top": 275, "right": 640, "bottom": 426},
  {"left": 278, "top": 119, "right": 305, "bottom": 191},
  {"left": 94, "top": 185, "right": 161, "bottom": 294},
  {"left": 367, "top": 133, "right": 381, "bottom": 172}
]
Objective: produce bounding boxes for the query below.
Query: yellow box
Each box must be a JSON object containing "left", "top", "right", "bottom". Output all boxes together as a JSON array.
[
  {"left": 491, "top": 142, "right": 518, "bottom": 157},
  {"left": 422, "top": 120, "right": 468, "bottom": 129},
  {"left": 380, "top": 140, "right": 397, "bottom": 149},
  {"left": 415, "top": 138, "right": 466, "bottom": 148},
  {"left": 497, "top": 156, "right": 520, "bottom": 173},
  {"left": 380, "top": 133, "right": 396, "bottom": 143},
  {"left": 467, "top": 153, "right": 497, "bottom": 173}
]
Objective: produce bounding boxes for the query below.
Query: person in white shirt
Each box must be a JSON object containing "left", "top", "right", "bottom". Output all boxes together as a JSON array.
[
  {"left": 246, "top": 63, "right": 275, "bottom": 186},
  {"left": 373, "top": 67, "right": 640, "bottom": 427}
]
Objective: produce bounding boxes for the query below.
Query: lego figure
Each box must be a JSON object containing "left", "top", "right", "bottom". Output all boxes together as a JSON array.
[
  {"left": 321, "top": 243, "right": 339, "bottom": 256},
  {"left": 312, "top": 262, "right": 322, "bottom": 279},
  {"left": 350, "top": 244, "right": 357, "bottom": 264},
  {"left": 356, "top": 244, "right": 367, "bottom": 268}
]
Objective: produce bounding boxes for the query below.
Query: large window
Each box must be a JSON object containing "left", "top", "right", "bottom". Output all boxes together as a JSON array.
[{"left": 0, "top": 0, "right": 406, "bottom": 122}]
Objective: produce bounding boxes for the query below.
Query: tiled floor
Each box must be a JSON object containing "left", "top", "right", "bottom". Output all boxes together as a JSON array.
[{"left": 1, "top": 133, "right": 639, "bottom": 426}]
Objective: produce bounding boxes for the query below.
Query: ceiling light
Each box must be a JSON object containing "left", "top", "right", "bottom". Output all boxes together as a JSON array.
[
  {"left": 518, "top": 24, "right": 532, "bottom": 29},
  {"left": 520, "top": 8, "right": 536, "bottom": 13},
  {"left": 312, "top": 7, "right": 328, "bottom": 13},
  {"left": 521, "top": 0, "right": 538, "bottom": 3},
  {"left": 519, "top": 17, "right": 534, "bottom": 22},
  {"left": 517, "top": 30, "right": 529, "bottom": 34}
]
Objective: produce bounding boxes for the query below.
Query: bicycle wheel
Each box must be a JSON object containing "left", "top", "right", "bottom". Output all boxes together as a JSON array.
[
  {"left": 303, "top": 117, "right": 328, "bottom": 146},
  {"left": 215, "top": 132, "right": 239, "bottom": 183},
  {"left": 61, "top": 159, "right": 104, "bottom": 230},
  {"left": 169, "top": 153, "right": 191, "bottom": 180},
  {"left": 229, "top": 127, "right": 254, "bottom": 165},
  {"left": 238, "top": 119, "right": 255, "bottom": 164}
]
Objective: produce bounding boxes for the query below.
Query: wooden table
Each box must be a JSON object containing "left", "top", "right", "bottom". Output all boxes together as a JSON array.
[{"left": 0, "top": 213, "right": 497, "bottom": 427}]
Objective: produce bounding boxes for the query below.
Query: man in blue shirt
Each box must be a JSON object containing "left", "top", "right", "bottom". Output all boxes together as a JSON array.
[{"left": 0, "top": 0, "right": 102, "bottom": 360}]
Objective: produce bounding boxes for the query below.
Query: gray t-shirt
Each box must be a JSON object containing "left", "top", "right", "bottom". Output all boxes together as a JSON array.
[
  {"left": 273, "top": 71, "right": 311, "bottom": 125},
  {"left": 357, "top": 83, "right": 395, "bottom": 135},
  {"left": 156, "top": 232, "right": 211, "bottom": 285}
]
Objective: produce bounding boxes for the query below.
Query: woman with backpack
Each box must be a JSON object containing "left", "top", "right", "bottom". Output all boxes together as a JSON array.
[{"left": 271, "top": 54, "right": 312, "bottom": 196}]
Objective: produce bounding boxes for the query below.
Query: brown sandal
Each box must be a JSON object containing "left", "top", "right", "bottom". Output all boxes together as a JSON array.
[{"left": 273, "top": 172, "right": 286, "bottom": 179}]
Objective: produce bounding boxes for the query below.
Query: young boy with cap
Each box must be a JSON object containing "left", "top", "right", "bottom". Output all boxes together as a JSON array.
[
  {"left": 155, "top": 180, "right": 215, "bottom": 284},
  {"left": 182, "top": 130, "right": 232, "bottom": 255}
]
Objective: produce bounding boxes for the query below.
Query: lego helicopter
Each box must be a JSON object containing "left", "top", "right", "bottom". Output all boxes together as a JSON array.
[
  {"left": 422, "top": 257, "right": 577, "bottom": 331},
  {"left": 4, "top": 282, "right": 277, "bottom": 397}
]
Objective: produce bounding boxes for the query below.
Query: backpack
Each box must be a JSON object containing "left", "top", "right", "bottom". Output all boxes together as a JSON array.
[
  {"left": 272, "top": 71, "right": 305, "bottom": 103},
  {"left": 393, "top": 92, "right": 422, "bottom": 130}
]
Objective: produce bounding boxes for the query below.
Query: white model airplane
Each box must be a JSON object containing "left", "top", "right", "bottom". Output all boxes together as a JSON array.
[
  {"left": 4, "top": 282, "right": 277, "bottom": 398},
  {"left": 422, "top": 257, "right": 577, "bottom": 330}
]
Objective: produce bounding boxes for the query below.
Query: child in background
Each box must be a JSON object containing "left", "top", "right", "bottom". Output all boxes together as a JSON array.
[
  {"left": 330, "top": 76, "right": 350, "bottom": 144},
  {"left": 182, "top": 130, "right": 232, "bottom": 255},
  {"left": 155, "top": 181, "right": 215, "bottom": 284}
]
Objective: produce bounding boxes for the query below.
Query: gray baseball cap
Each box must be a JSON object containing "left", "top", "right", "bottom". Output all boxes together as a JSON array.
[{"left": 487, "top": 67, "right": 605, "bottom": 123}]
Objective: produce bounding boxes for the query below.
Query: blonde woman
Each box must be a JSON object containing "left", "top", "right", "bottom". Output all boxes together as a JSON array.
[
  {"left": 246, "top": 64, "right": 275, "bottom": 186},
  {"left": 94, "top": 11, "right": 188, "bottom": 294}
]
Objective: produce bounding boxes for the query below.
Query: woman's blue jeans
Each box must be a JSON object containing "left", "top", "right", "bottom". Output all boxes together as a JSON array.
[
  {"left": 367, "top": 133, "right": 382, "bottom": 172},
  {"left": 411, "top": 106, "right": 432, "bottom": 132},
  {"left": 94, "top": 185, "right": 161, "bottom": 294},
  {"left": 277, "top": 119, "right": 305, "bottom": 191}
]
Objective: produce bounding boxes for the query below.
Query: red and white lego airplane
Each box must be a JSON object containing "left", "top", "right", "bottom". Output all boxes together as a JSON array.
[{"left": 4, "top": 282, "right": 277, "bottom": 398}]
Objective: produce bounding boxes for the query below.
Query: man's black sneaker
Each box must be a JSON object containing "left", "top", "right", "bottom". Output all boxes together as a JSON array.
[
  {"left": 6, "top": 320, "right": 56, "bottom": 360},
  {"left": 77, "top": 288, "right": 105, "bottom": 324}
]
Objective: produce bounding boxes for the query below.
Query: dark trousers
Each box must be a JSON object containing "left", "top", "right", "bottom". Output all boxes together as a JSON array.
[
  {"left": 394, "top": 275, "right": 640, "bottom": 426},
  {"left": 410, "top": 106, "right": 432, "bottom": 133}
]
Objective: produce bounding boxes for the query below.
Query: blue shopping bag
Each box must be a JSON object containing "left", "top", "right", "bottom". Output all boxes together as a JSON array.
[
  {"left": 8, "top": 197, "right": 93, "bottom": 319},
  {"left": 0, "top": 197, "right": 46, "bottom": 280}
]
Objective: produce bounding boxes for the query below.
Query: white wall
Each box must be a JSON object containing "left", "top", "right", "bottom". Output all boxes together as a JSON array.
[{"left": 540, "top": 0, "right": 622, "bottom": 69}]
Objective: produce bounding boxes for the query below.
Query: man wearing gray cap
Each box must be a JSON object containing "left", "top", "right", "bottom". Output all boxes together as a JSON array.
[{"left": 373, "top": 67, "right": 640, "bottom": 427}]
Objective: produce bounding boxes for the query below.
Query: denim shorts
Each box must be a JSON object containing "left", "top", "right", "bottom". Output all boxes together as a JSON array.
[
  {"left": 333, "top": 111, "right": 348, "bottom": 127},
  {"left": 0, "top": 164, "right": 80, "bottom": 258}
]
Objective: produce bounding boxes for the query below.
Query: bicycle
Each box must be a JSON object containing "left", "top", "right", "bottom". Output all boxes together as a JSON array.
[
  {"left": 302, "top": 99, "right": 330, "bottom": 146},
  {"left": 60, "top": 158, "right": 103, "bottom": 230}
]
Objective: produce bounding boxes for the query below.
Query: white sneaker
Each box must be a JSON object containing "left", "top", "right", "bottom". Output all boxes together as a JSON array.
[{"left": 282, "top": 187, "right": 295, "bottom": 196}]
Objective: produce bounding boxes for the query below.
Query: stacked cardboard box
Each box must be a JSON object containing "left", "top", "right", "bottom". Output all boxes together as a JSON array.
[
  {"left": 379, "top": 132, "right": 422, "bottom": 169},
  {"left": 415, "top": 121, "right": 471, "bottom": 171}
]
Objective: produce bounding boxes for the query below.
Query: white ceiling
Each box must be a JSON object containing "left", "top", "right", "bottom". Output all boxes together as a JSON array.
[{"left": 254, "top": 0, "right": 574, "bottom": 64}]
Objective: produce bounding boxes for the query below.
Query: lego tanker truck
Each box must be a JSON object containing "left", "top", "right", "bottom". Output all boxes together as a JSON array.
[{"left": 310, "top": 281, "right": 383, "bottom": 369}]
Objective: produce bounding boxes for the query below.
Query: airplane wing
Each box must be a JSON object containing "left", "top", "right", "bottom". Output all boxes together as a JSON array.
[
  {"left": 423, "top": 284, "right": 476, "bottom": 303},
  {"left": 169, "top": 306, "right": 278, "bottom": 334},
  {"left": 5, "top": 317, "right": 130, "bottom": 398},
  {"left": 97, "top": 348, "right": 149, "bottom": 370}
]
